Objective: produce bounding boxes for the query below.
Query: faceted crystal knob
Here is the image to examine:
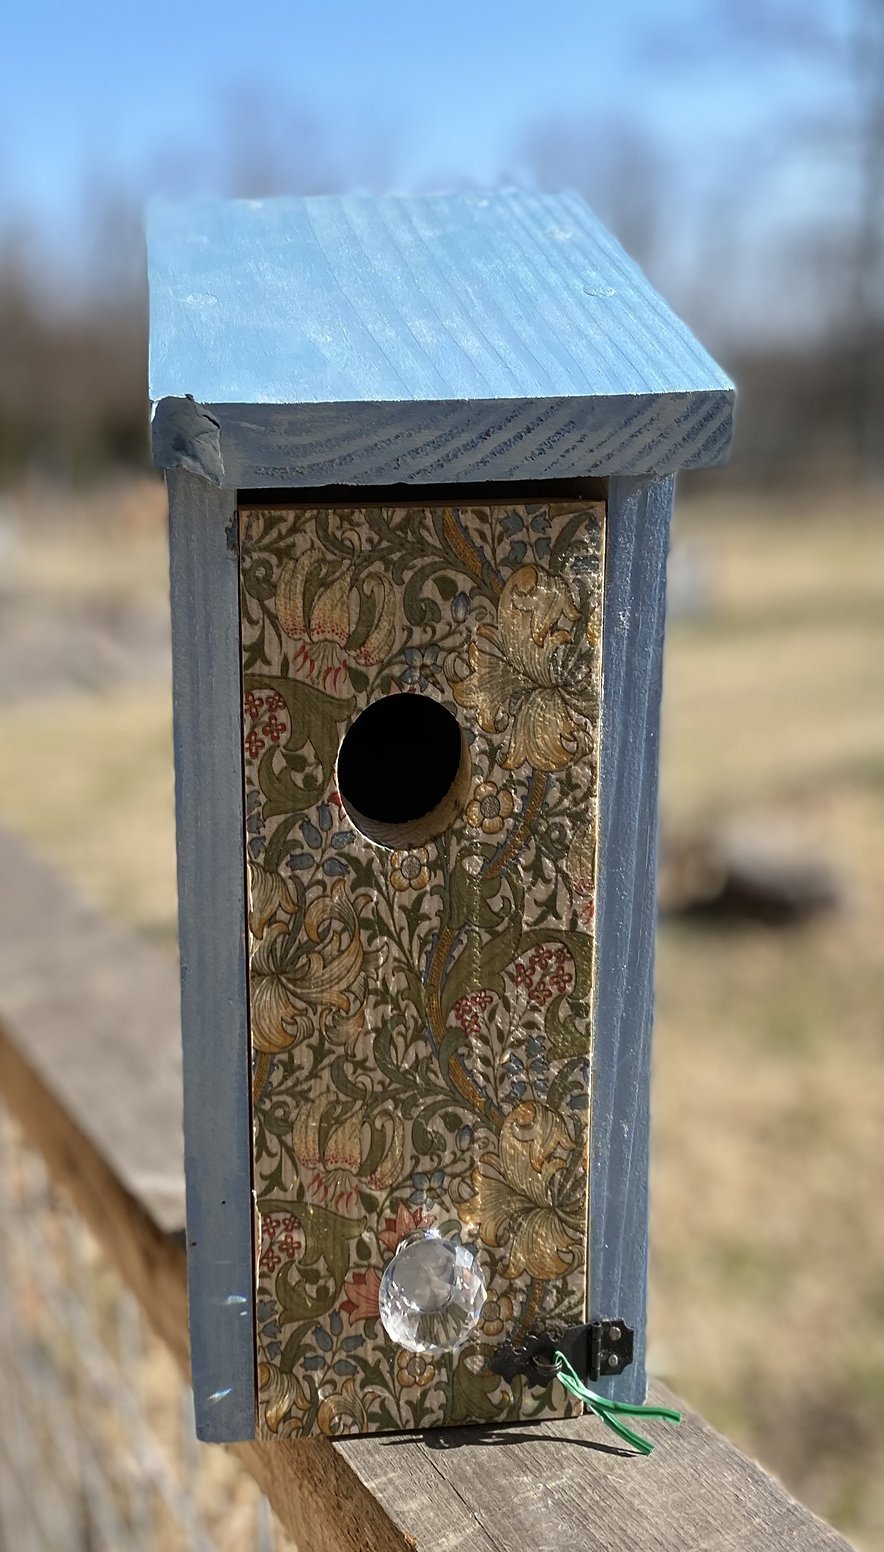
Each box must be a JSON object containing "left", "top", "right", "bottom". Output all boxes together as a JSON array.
[{"left": 378, "top": 1230, "right": 487, "bottom": 1355}]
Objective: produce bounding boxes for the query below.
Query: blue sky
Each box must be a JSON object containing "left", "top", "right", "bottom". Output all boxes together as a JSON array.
[
  {"left": 3, "top": 0, "right": 854, "bottom": 340},
  {"left": 6, "top": 2, "right": 666, "bottom": 205}
]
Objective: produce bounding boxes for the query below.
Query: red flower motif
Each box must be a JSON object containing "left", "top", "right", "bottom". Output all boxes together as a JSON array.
[
  {"left": 262, "top": 713, "right": 287, "bottom": 744},
  {"left": 512, "top": 945, "right": 574, "bottom": 1008},
  {"left": 259, "top": 1211, "right": 303, "bottom": 1273},
  {"left": 379, "top": 1202, "right": 429, "bottom": 1254},
  {"left": 264, "top": 691, "right": 285, "bottom": 713},
  {"left": 341, "top": 1267, "right": 381, "bottom": 1323},
  {"left": 277, "top": 1214, "right": 303, "bottom": 1259},
  {"left": 245, "top": 728, "right": 266, "bottom": 760},
  {"left": 453, "top": 989, "right": 495, "bottom": 1037},
  {"left": 244, "top": 691, "right": 265, "bottom": 722}
]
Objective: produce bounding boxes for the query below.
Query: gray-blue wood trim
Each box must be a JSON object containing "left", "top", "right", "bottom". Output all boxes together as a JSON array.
[
  {"left": 151, "top": 390, "right": 732, "bottom": 489},
  {"left": 167, "top": 470, "right": 256, "bottom": 1441},
  {"left": 590, "top": 473, "right": 673, "bottom": 1404}
]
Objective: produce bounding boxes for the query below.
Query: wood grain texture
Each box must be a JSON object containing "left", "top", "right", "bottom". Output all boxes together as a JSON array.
[
  {"left": 341, "top": 1385, "right": 854, "bottom": 1552},
  {"left": 0, "top": 829, "right": 852, "bottom": 1552},
  {"left": 589, "top": 475, "right": 675, "bottom": 1406},
  {"left": 167, "top": 470, "right": 256, "bottom": 1442},
  {"left": 147, "top": 192, "right": 734, "bottom": 484}
]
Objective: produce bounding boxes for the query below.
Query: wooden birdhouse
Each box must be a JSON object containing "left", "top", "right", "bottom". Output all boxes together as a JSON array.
[{"left": 147, "top": 193, "right": 734, "bottom": 1443}]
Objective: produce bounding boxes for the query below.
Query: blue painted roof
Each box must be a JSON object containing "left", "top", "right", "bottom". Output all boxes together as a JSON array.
[
  {"left": 147, "top": 193, "right": 734, "bottom": 485},
  {"left": 149, "top": 191, "right": 730, "bottom": 406}
]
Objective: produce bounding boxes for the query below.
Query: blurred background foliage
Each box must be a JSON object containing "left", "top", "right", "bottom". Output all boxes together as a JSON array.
[
  {"left": 2, "top": 0, "right": 884, "bottom": 1546},
  {"left": 3, "top": 0, "right": 884, "bottom": 486}
]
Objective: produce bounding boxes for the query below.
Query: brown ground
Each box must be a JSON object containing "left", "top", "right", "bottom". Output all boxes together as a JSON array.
[{"left": 1, "top": 476, "right": 882, "bottom": 1546}]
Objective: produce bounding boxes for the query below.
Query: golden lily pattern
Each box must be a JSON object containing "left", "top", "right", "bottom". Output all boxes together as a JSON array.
[{"left": 240, "top": 501, "right": 604, "bottom": 1438}]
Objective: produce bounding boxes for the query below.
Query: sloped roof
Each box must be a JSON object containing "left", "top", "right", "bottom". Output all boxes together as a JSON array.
[{"left": 148, "top": 192, "right": 733, "bottom": 487}]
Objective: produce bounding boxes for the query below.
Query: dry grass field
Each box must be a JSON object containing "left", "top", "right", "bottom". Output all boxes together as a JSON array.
[{"left": 0, "top": 476, "right": 882, "bottom": 1546}]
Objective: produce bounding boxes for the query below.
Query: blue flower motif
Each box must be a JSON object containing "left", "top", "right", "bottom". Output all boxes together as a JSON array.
[
  {"left": 502, "top": 1053, "right": 525, "bottom": 1076},
  {"left": 265, "top": 1340, "right": 282, "bottom": 1359},
  {"left": 329, "top": 1310, "right": 343, "bottom": 1337},
  {"left": 317, "top": 803, "right": 333, "bottom": 831},
  {"left": 249, "top": 836, "right": 266, "bottom": 858},
  {"left": 332, "top": 830, "right": 355, "bottom": 849},
  {"left": 333, "top": 1359, "right": 359, "bottom": 1377},
  {"left": 530, "top": 512, "right": 550, "bottom": 532},
  {"left": 535, "top": 538, "right": 552, "bottom": 559},
  {"left": 505, "top": 541, "right": 528, "bottom": 567},
  {"left": 401, "top": 645, "right": 440, "bottom": 691},
  {"left": 301, "top": 820, "right": 322, "bottom": 848},
  {"left": 511, "top": 1080, "right": 528, "bottom": 1101},
  {"left": 302, "top": 1354, "right": 325, "bottom": 1371},
  {"left": 313, "top": 1325, "right": 333, "bottom": 1352},
  {"left": 323, "top": 857, "right": 349, "bottom": 877},
  {"left": 526, "top": 1036, "right": 544, "bottom": 1058},
  {"left": 568, "top": 1091, "right": 590, "bottom": 1111},
  {"left": 287, "top": 852, "right": 312, "bottom": 870},
  {"left": 502, "top": 512, "right": 523, "bottom": 536},
  {"left": 455, "top": 1125, "right": 473, "bottom": 1151},
  {"left": 452, "top": 591, "right": 470, "bottom": 624},
  {"left": 257, "top": 1299, "right": 276, "bottom": 1323},
  {"left": 409, "top": 1167, "right": 445, "bottom": 1206}
]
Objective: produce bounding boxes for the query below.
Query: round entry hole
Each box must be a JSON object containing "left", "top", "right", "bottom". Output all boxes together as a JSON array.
[{"left": 336, "top": 694, "right": 470, "bottom": 850}]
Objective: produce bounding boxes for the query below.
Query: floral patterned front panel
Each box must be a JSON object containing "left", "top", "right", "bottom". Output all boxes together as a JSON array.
[{"left": 240, "top": 500, "right": 604, "bottom": 1438}]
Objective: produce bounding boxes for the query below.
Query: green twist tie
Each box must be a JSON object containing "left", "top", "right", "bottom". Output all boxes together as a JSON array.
[{"left": 553, "top": 1350, "right": 682, "bottom": 1455}]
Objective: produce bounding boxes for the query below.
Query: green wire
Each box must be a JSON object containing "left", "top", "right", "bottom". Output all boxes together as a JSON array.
[{"left": 554, "top": 1350, "right": 682, "bottom": 1456}]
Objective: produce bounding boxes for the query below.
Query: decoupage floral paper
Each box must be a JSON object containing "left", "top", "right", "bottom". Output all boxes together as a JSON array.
[{"left": 239, "top": 500, "right": 604, "bottom": 1438}]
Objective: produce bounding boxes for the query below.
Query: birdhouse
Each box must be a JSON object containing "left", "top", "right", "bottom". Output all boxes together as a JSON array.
[{"left": 148, "top": 193, "right": 733, "bottom": 1443}]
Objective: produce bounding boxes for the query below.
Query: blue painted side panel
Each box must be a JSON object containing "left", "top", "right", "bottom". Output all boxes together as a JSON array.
[
  {"left": 167, "top": 471, "right": 256, "bottom": 1441},
  {"left": 590, "top": 474, "right": 674, "bottom": 1404}
]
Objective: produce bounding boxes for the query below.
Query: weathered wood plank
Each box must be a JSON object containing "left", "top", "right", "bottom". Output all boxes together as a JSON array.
[
  {"left": 0, "top": 829, "right": 852, "bottom": 1551},
  {"left": 342, "top": 1389, "right": 854, "bottom": 1552},
  {"left": 0, "top": 827, "right": 185, "bottom": 1235}
]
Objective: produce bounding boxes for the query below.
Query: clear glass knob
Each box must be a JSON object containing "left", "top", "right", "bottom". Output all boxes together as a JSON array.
[{"left": 378, "top": 1229, "right": 487, "bottom": 1355}]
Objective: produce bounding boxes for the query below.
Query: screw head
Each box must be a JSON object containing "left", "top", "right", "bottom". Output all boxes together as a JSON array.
[
  {"left": 608, "top": 1325, "right": 622, "bottom": 1342},
  {"left": 608, "top": 1353, "right": 621, "bottom": 1370}
]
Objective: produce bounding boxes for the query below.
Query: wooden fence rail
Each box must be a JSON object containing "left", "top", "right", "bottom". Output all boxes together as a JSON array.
[{"left": 0, "top": 827, "right": 852, "bottom": 1551}]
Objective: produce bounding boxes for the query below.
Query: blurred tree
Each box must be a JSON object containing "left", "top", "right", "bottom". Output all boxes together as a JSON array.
[{"left": 645, "top": 0, "right": 884, "bottom": 477}]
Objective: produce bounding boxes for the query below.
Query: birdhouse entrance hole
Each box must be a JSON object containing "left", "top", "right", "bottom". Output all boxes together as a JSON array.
[{"left": 336, "top": 693, "right": 471, "bottom": 849}]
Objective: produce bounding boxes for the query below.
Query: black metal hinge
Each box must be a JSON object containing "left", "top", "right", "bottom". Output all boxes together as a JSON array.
[{"left": 490, "top": 1319, "right": 634, "bottom": 1388}]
